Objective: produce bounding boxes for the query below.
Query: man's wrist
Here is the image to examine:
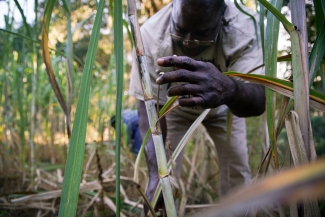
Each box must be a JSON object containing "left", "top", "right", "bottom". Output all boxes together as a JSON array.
[{"left": 225, "top": 77, "right": 240, "bottom": 106}]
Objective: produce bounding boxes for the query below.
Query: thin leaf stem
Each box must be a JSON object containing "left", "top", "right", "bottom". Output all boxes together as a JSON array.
[{"left": 114, "top": 0, "right": 124, "bottom": 215}]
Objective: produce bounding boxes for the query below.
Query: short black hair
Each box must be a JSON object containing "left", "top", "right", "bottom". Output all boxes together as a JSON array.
[
  {"left": 110, "top": 115, "right": 116, "bottom": 128},
  {"left": 173, "top": 0, "right": 226, "bottom": 10}
]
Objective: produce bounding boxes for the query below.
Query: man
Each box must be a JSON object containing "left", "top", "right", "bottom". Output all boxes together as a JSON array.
[
  {"left": 129, "top": 0, "right": 265, "bottom": 214},
  {"left": 110, "top": 109, "right": 142, "bottom": 155}
]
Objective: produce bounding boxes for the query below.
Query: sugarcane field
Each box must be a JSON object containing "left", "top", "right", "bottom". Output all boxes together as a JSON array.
[{"left": 0, "top": 0, "right": 325, "bottom": 216}]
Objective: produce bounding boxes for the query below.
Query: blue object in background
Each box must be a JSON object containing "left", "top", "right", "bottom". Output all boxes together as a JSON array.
[{"left": 122, "top": 109, "right": 142, "bottom": 155}]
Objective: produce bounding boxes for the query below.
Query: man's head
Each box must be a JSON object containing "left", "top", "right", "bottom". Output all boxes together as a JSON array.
[
  {"left": 170, "top": 0, "right": 226, "bottom": 56},
  {"left": 110, "top": 116, "right": 116, "bottom": 129}
]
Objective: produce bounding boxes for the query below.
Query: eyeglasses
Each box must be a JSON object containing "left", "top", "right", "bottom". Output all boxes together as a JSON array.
[
  {"left": 170, "top": 33, "right": 217, "bottom": 47},
  {"left": 170, "top": 6, "right": 226, "bottom": 48}
]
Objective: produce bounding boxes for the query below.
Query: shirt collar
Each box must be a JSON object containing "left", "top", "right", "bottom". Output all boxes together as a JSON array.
[{"left": 223, "top": 0, "right": 239, "bottom": 23}]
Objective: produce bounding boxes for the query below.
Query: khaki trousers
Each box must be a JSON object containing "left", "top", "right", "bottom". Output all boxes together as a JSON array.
[{"left": 165, "top": 104, "right": 251, "bottom": 197}]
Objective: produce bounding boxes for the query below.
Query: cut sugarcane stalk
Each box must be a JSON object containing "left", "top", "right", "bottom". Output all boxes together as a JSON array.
[{"left": 126, "top": 0, "right": 177, "bottom": 216}]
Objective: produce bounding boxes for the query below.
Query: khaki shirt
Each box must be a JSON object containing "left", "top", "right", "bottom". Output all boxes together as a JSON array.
[{"left": 129, "top": 1, "right": 264, "bottom": 105}]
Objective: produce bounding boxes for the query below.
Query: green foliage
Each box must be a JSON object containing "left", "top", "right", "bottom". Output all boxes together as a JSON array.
[
  {"left": 58, "top": 0, "right": 105, "bottom": 215},
  {"left": 311, "top": 114, "right": 325, "bottom": 156},
  {"left": 0, "top": 0, "right": 325, "bottom": 216},
  {"left": 114, "top": 0, "right": 124, "bottom": 214},
  {"left": 264, "top": 0, "right": 282, "bottom": 168}
]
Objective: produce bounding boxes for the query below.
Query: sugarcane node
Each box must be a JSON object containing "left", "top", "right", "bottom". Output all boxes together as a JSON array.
[
  {"left": 159, "top": 173, "right": 169, "bottom": 178},
  {"left": 151, "top": 127, "right": 162, "bottom": 135}
]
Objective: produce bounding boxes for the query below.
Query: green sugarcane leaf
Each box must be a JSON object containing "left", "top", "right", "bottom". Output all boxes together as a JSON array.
[
  {"left": 43, "top": 1, "right": 58, "bottom": 33},
  {"left": 123, "top": 19, "right": 133, "bottom": 48},
  {"left": 0, "top": 28, "right": 84, "bottom": 65},
  {"left": 259, "top": 3, "right": 265, "bottom": 60},
  {"left": 274, "top": 97, "right": 292, "bottom": 139},
  {"left": 13, "top": 0, "right": 31, "bottom": 37},
  {"left": 309, "top": 20, "right": 325, "bottom": 84},
  {"left": 313, "top": 0, "right": 325, "bottom": 34},
  {"left": 61, "top": 0, "right": 70, "bottom": 13},
  {"left": 167, "top": 109, "right": 210, "bottom": 171},
  {"left": 257, "top": 0, "right": 294, "bottom": 33},
  {"left": 315, "top": 0, "right": 325, "bottom": 91},
  {"left": 225, "top": 72, "right": 325, "bottom": 112},
  {"left": 133, "top": 129, "right": 150, "bottom": 183},
  {"left": 14, "top": 58, "right": 26, "bottom": 170},
  {"left": 114, "top": 0, "right": 124, "bottom": 215},
  {"left": 65, "top": 0, "right": 73, "bottom": 125},
  {"left": 321, "top": 0, "right": 325, "bottom": 15},
  {"left": 41, "top": 0, "right": 71, "bottom": 137},
  {"left": 58, "top": 0, "right": 105, "bottom": 216},
  {"left": 0, "top": 28, "right": 37, "bottom": 43},
  {"left": 264, "top": 0, "right": 282, "bottom": 168},
  {"left": 71, "top": 13, "right": 96, "bottom": 35}
]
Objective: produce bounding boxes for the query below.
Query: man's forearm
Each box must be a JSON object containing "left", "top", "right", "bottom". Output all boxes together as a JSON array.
[{"left": 226, "top": 79, "right": 265, "bottom": 117}]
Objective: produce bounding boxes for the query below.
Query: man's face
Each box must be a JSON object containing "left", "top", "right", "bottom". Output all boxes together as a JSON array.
[{"left": 170, "top": 1, "right": 225, "bottom": 56}]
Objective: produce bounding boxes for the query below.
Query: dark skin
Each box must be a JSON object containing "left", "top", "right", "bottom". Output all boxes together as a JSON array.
[
  {"left": 142, "top": 0, "right": 265, "bottom": 215},
  {"left": 156, "top": 56, "right": 265, "bottom": 117},
  {"left": 170, "top": 0, "right": 225, "bottom": 56}
]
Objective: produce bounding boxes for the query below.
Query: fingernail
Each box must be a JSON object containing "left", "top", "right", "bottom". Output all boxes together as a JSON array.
[
  {"left": 156, "top": 76, "right": 162, "bottom": 83},
  {"left": 157, "top": 58, "right": 164, "bottom": 65}
]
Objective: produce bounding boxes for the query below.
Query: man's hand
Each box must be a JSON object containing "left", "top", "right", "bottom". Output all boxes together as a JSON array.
[
  {"left": 156, "top": 56, "right": 237, "bottom": 108},
  {"left": 156, "top": 55, "right": 266, "bottom": 117}
]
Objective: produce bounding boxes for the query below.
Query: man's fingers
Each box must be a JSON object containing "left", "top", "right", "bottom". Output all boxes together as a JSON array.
[
  {"left": 178, "top": 96, "right": 205, "bottom": 107},
  {"left": 167, "top": 83, "right": 202, "bottom": 96},
  {"left": 167, "top": 83, "right": 206, "bottom": 107},
  {"left": 156, "top": 70, "right": 201, "bottom": 84},
  {"left": 157, "top": 56, "right": 198, "bottom": 70}
]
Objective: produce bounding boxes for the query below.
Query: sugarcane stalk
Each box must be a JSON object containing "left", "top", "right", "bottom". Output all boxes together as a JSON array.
[
  {"left": 290, "top": 30, "right": 311, "bottom": 159},
  {"left": 150, "top": 109, "right": 210, "bottom": 209},
  {"left": 126, "top": 0, "right": 177, "bottom": 216},
  {"left": 264, "top": 0, "right": 282, "bottom": 169},
  {"left": 258, "top": 0, "right": 319, "bottom": 215},
  {"left": 287, "top": 7, "right": 320, "bottom": 209},
  {"left": 290, "top": 0, "right": 318, "bottom": 162},
  {"left": 258, "top": 0, "right": 316, "bottom": 162},
  {"left": 285, "top": 110, "right": 320, "bottom": 216},
  {"left": 30, "top": 52, "right": 37, "bottom": 189}
]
